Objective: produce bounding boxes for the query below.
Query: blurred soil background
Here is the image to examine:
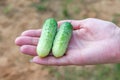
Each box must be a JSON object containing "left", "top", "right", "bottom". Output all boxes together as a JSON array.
[{"left": 0, "top": 0, "right": 120, "bottom": 80}]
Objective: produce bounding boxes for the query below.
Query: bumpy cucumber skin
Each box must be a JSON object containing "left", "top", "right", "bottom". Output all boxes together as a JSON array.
[
  {"left": 52, "top": 22, "right": 73, "bottom": 57},
  {"left": 37, "top": 18, "right": 57, "bottom": 57}
]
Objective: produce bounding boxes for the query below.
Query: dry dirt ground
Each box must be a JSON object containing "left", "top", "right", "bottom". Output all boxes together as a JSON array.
[{"left": 0, "top": 0, "right": 120, "bottom": 80}]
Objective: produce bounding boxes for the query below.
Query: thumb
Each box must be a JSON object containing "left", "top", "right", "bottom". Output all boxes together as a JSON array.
[{"left": 31, "top": 56, "right": 70, "bottom": 66}]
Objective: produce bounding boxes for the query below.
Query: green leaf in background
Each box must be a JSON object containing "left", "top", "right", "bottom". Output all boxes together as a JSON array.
[{"left": 3, "top": 4, "right": 13, "bottom": 14}]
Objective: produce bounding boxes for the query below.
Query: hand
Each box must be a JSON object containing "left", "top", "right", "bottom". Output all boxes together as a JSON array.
[{"left": 15, "top": 18, "right": 120, "bottom": 66}]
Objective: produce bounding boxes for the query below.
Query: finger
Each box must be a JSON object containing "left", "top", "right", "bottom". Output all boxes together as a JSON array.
[
  {"left": 31, "top": 56, "right": 70, "bottom": 66},
  {"left": 20, "top": 45, "right": 53, "bottom": 56},
  {"left": 58, "top": 20, "right": 82, "bottom": 30},
  {"left": 15, "top": 36, "right": 39, "bottom": 46},
  {"left": 20, "top": 45, "right": 37, "bottom": 56},
  {"left": 21, "top": 29, "right": 41, "bottom": 37}
]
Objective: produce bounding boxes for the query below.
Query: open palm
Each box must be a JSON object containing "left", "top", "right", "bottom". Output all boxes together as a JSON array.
[{"left": 15, "top": 18, "right": 120, "bottom": 66}]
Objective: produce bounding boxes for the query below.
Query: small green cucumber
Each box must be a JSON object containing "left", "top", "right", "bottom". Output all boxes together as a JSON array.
[
  {"left": 37, "top": 18, "right": 57, "bottom": 57},
  {"left": 52, "top": 22, "right": 73, "bottom": 57}
]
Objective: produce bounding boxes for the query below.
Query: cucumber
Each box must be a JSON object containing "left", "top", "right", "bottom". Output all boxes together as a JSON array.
[
  {"left": 52, "top": 22, "right": 73, "bottom": 57},
  {"left": 37, "top": 18, "right": 57, "bottom": 57}
]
